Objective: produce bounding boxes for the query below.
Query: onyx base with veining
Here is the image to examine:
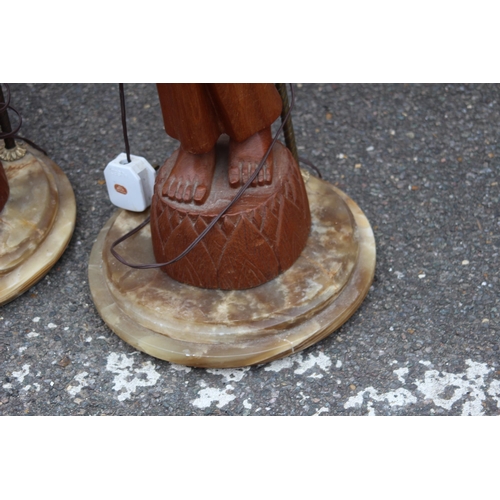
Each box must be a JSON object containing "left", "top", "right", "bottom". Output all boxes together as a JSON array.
[
  {"left": 88, "top": 171, "right": 376, "bottom": 367},
  {"left": 0, "top": 146, "right": 76, "bottom": 305}
]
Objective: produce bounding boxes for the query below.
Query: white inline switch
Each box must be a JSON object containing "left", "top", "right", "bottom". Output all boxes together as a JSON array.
[{"left": 104, "top": 153, "right": 156, "bottom": 212}]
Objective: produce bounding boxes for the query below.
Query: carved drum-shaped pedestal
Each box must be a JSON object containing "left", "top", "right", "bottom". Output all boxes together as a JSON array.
[{"left": 150, "top": 141, "right": 311, "bottom": 290}]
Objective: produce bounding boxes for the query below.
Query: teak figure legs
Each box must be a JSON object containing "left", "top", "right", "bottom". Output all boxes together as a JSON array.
[{"left": 156, "top": 84, "right": 282, "bottom": 204}]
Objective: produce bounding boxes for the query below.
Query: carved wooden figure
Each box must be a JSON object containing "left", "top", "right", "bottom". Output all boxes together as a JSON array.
[{"left": 151, "top": 84, "right": 311, "bottom": 290}]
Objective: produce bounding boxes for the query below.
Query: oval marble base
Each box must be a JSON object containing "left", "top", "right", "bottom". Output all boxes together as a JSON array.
[
  {"left": 0, "top": 146, "right": 76, "bottom": 306},
  {"left": 88, "top": 171, "right": 376, "bottom": 368}
]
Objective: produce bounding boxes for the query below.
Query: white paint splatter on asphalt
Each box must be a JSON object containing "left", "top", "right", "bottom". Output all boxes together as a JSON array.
[
  {"left": 313, "top": 407, "right": 330, "bottom": 416},
  {"left": 192, "top": 381, "right": 236, "bottom": 409},
  {"left": 12, "top": 364, "right": 30, "bottom": 383},
  {"left": 414, "top": 360, "right": 491, "bottom": 415},
  {"left": 170, "top": 364, "right": 192, "bottom": 373},
  {"left": 67, "top": 372, "right": 89, "bottom": 397},
  {"left": 190, "top": 369, "right": 250, "bottom": 409},
  {"left": 344, "top": 359, "right": 500, "bottom": 415},
  {"left": 345, "top": 387, "right": 417, "bottom": 416},
  {"left": 3, "top": 364, "right": 31, "bottom": 390},
  {"left": 206, "top": 367, "right": 250, "bottom": 383},
  {"left": 106, "top": 352, "right": 161, "bottom": 402},
  {"left": 265, "top": 351, "right": 333, "bottom": 378},
  {"left": 487, "top": 379, "right": 500, "bottom": 407},
  {"left": 394, "top": 367, "right": 409, "bottom": 383},
  {"left": 294, "top": 352, "right": 332, "bottom": 377},
  {"left": 190, "top": 351, "right": 338, "bottom": 411},
  {"left": 264, "top": 357, "right": 293, "bottom": 372}
]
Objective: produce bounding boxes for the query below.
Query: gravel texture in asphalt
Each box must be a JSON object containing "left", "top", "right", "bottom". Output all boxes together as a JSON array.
[{"left": 1, "top": 83, "right": 499, "bottom": 416}]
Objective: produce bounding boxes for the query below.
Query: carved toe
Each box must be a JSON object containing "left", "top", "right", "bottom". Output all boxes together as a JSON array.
[
  {"left": 194, "top": 185, "right": 207, "bottom": 204},
  {"left": 183, "top": 184, "right": 193, "bottom": 202},
  {"left": 228, "top": 166, "right": 240, "bottom": 187}
]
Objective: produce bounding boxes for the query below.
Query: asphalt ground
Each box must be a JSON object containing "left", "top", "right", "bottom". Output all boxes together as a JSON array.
[{"left": 1, "top": 83, "right": 499, "bottom": 416}]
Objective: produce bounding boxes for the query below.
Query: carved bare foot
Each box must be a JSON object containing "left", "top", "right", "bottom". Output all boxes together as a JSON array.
[
  {"left": 228, "top": 127, "right": 273, "bottom": 188},
  {"left": 162, "top": 148, "right": 216, "bottom": 204}
]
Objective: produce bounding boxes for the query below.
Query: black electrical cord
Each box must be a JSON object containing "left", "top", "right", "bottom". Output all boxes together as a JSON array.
[
  {"left": 0, "top": 83, "right": 48, "bottom": 156},
  {"left": 111, "top": 83, "right": 322, "bottom": 269},
  {"left": 299, "top": 156, "right": 322, "bottom": 179},
  {"left": 0, "top": 84, "right": 22, "bottom": 145},
  {"left": 119, "top": 84, "right": 132, "bottom": 163}
]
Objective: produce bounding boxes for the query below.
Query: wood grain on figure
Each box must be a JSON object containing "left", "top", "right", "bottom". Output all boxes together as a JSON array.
[
  {"left": 0, "top": 161, "right": 8, "bottom": 212},
  {"left": 152, "top": 83, "right": 311, "bottom": 290},
  {"left": 156, "top": 84, "right": 282, "bottom": 204},
  {"left": 151, "top": 140, "right": 311, "bottom": 290},
  {"left": 156, "top": 84, "right": 283, "bottom": 153}
]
